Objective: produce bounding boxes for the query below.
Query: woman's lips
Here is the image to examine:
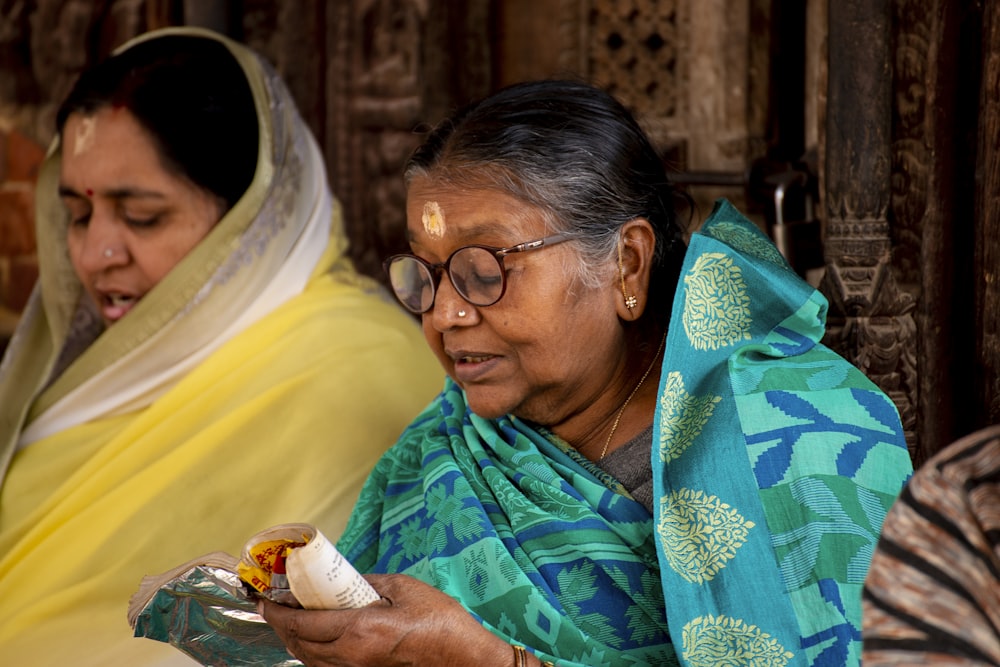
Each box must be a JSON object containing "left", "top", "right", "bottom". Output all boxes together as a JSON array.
[
  {"left": 101, "top": 293, "right": 139, "bottom": 323},
  {"left": 450, "top": 351, "right": 500, "bottom": 383}
]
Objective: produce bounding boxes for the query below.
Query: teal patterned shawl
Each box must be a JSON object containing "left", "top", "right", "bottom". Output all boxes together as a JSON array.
[{"left": 337, "top": 199, "right": 913, "bottom": 666}]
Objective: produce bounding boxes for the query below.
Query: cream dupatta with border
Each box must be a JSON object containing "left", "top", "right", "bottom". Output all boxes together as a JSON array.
[{"left": 1, "top": 26, "right": 330, "bottom": 457}]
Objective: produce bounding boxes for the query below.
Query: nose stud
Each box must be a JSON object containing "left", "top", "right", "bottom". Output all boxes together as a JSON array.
[
  {"left": 103, "top": 248, "right": 114, "bottom": 258},
  {"left": 458, "top": 310, "right": 467, "bottom": 318}
]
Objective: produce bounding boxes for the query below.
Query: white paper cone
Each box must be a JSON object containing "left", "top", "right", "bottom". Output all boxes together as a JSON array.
[{"left": 285, "top": 527, "right": 380, "bottom": 609}]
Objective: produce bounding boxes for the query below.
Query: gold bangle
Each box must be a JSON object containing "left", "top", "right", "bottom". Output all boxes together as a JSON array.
[{"left": 513, "top": 643, "right": 557, "bottom": 667}]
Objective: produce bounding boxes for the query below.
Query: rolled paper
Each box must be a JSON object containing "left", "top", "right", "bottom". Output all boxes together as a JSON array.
[{"left": 285, "top": 526, "right": 380, "bottom": 610}]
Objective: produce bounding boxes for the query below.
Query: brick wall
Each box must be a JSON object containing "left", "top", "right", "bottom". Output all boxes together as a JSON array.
[{"left": 0, "top": 129, "right": 44, "bottom": 355}]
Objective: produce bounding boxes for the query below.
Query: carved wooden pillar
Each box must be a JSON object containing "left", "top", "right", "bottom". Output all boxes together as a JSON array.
[
  {"left": 890, "top": 0, "right": 982, "bottom": 465},
  {"left": 182, "top": 0, "right": 229, "bottom": 32},
  {"left": 244, "top": 1, "right": 492, "bottom": 282},
  {"left": 325, "top": 1, "right": 493, "bottom": 281},
  {"left": 976, "top": 2, "right": 1000, "bottom": 427},
  {"left": 822, "top": 0, "right": 919, "bottom": 458},
  {"left": 321, "top": 0, "right": 427, "bottom": 282}
]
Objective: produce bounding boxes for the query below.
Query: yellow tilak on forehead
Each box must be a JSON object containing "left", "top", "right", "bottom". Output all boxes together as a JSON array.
[
  {"left": 73, "top": 116, "right": 98, "bottom": 156},
  {"left": 422, "top": 201, "right": 446, "bottom": 238}
]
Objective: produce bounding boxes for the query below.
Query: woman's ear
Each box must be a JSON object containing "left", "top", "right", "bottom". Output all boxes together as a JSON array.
[{"left": 615, "top": 218, "right": 656, "bottom": 321}]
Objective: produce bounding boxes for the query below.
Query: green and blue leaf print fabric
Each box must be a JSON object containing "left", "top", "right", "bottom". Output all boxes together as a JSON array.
[
  {"left": 339, "top": 389, "right": 674, "bottom": 666},
  {"left": 337, "top": 199, "right": 913, "bottom": 667}
]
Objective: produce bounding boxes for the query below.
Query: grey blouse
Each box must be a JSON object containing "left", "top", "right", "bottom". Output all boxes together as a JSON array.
[{"left": 595, "top": 424, "right": 654, "bottom": 515}]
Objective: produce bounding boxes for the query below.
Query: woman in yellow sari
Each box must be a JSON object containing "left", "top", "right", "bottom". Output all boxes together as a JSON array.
[{"left": 0, "top": 27, "right": 442, "bottom": 666}]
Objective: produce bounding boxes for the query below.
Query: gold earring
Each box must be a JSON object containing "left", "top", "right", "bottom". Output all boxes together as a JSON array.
[{"left": 618, "top": 240, "right": 637, "bottom": 311}]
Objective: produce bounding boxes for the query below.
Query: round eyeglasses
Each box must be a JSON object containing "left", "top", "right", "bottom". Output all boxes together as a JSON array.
[{"left": 383, "top": 232, "right": 575, "bottom": 314}]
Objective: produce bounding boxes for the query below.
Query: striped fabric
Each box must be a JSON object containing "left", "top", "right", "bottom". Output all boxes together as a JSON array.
[{"left": 863, "top": 424, "right": 1000, "bottom": 666}]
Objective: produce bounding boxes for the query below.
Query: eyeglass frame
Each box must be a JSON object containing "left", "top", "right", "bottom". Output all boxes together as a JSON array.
[{"left": 383, "top": 231, "right": 576, "bottom": 314}]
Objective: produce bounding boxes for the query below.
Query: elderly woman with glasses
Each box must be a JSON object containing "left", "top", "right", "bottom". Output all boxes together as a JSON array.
[{"left": 260, "top": 79, "right": 914, "bottom": 667}]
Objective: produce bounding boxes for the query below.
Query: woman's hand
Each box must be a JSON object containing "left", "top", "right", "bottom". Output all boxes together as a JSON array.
[{"left": 259, "top": 573, "right": 514, "bottom": 667}]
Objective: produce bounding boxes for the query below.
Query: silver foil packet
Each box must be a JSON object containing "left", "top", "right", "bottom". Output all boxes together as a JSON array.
[{"left": 131, "top": 563, "right": 302, "bottom": 667}]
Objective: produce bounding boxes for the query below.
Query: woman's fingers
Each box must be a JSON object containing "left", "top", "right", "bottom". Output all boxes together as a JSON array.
[
  {"left": 259, "top": 598, "right": 347, "bottom": 643},
  {"left": 257, "top": 575, "right": 511, "bottom": 666}
]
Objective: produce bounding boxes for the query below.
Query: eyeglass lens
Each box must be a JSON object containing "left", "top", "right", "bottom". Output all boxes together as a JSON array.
[{"left": 387, "top": 246, "right": 505, "bottom": 314}]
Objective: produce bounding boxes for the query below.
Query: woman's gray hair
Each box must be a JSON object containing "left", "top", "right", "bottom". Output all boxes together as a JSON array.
[{"left": 404, "top": 79, "right": 687, "bottom": 316}]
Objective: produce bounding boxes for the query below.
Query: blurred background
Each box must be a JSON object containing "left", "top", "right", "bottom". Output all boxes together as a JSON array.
[{"left": 0, "top": 0, "right": 995, "bottom": 466}]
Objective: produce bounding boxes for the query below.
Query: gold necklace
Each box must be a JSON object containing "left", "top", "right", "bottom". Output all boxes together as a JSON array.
[{"left": 599, "top": 333, "right": 666, "bottom": 460}]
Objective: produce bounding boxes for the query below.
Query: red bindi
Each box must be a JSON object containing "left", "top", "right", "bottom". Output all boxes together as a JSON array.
[{"left": 86, "top": 188, "right": 93, "bottom": 197}]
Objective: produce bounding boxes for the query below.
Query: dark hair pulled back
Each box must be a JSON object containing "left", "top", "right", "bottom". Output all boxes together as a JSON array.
[{"left": 405, "top": 79, "right": 688, "bottom": 320}]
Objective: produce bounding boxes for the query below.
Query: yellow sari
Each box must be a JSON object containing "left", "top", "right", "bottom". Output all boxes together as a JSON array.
[{"left": 0, "top": 27, "right": 442, "bottom": 666}]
